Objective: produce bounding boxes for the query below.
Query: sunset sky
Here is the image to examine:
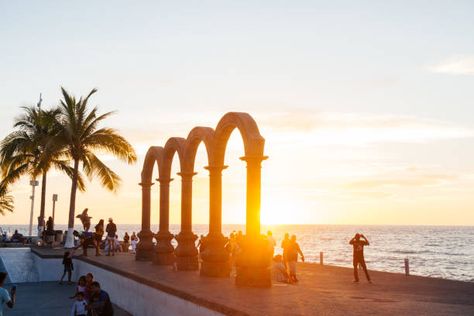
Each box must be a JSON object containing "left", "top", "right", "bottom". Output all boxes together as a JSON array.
[{"left": 1, "top": 1, "right": 474, "bottom": 226}]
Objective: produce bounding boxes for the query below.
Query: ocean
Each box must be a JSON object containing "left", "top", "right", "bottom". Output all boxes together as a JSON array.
[{"left": 2, "top": 224, "right": 473, "bottom": 282}]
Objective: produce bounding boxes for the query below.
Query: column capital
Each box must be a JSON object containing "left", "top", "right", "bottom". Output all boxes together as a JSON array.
[
  {"left": 204, "top": 165, "right": 228, "bottom": 172},
  {"left": 177, "top": 171, "right": 198, "bottom": 178},
  {"left": 156, "top": 177, "right": 173, "bottom": 184},
  {"left": 139, "top": 182, "right": 154, "bottom": 187},
  {"left": 239, "top": 155, "right": 269, "bottom": 162}
]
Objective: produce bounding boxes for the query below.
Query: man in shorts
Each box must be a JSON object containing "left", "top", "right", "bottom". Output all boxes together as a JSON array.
[{"left": 105, "top": 218, "right": 117, "bottom": 256}]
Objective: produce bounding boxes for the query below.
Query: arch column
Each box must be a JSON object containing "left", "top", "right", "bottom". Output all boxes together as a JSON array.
[
  {"left": 136, "top": 182, "right": 154, "bottom": 261},
  {"left": 235, "top": 155, "right": 271, "bottom": 287},
  {"left": 153, "top": 177, "right": 175, "bottom": 265},
  {"left": 175, "top": 171, "right": 199, "bottom": 270},
  {"left": 200, "top": 164, "right": 230, "bottom": 277}
]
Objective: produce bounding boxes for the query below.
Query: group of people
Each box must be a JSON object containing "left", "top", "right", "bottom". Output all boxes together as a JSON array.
[
  {"left": 73, "top": 211, "right": 138, "bottom": 257},
  {"left": 69, "top": 272, "right": 114, "bottom": 316},
  {"left": 271, "top": 232, "right": 305, "bottom": 284},
  {"left": 271, "top": 232, "right": 372, "bottom": 284}
]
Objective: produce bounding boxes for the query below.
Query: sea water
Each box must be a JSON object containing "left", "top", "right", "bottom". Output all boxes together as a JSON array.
[{"left": 3, "top": 224, "right": 473, "bottom": 282}]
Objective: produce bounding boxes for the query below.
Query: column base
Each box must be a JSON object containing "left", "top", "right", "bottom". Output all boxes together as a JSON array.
[
  {"left": 152, "top": 231, "right": 175, "bottom": 265},
  {"left": 235, "top": 236, "right": 272, "bottom": 288},
  {"left": 200, "top": 233, "right": 230, "bottom": 278},
  {"left": 235, "top": 266, "right": 271, "bottom": 288},
  {"left": 175, "top": 232, "right": 199, "bottom": 271},
  {"left": 136, "top": 229, "right": 154, "bottom": 261}
]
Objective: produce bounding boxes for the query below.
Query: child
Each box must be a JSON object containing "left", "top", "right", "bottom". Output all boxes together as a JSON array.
[
  {"left": 70, "top": 276, "right": 87, "bottom": 299},
  {"left": 70, "top": 291, "right": 87, "bottom": 316},
  {"left": 60, "top": 251, "right": 74, "bottom": 284},
  {"left": 131, "top": 232, "right": 138, "bottom": 254}
]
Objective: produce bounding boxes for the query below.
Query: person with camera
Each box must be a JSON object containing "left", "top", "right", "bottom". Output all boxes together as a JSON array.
[
  {"left": 349, "top": 233, "right": 372, "bottom": 283},
  {"left": 0, "top": 272, "right": 16, "bottom": 315}
]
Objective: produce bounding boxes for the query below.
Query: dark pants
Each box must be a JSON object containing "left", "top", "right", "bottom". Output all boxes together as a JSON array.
[{"left": 353, "top": 255, "right": 370, "bottom": 281}]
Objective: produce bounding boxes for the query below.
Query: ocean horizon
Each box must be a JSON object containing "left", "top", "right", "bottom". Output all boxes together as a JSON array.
[{"left": 2, "top": 223, "right": 473, "bottom": 282}]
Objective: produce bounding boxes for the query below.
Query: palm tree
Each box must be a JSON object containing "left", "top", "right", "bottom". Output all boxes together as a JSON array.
[
  {"left": 0, "top": 106, "right": 83, "bottom": 235},
  {"left": 0, "top": 182, "right": 14, "bottom": 216},
  {"left": 57, "top": 88, "right": 137, "bottom": 248}
]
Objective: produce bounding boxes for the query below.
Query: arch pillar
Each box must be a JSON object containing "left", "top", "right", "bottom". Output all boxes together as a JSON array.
[
  {"left": 235, "top": 155, "right": 272, "bottom": 287},
  {"left": 175, "top": 171, "right": 199, "bottom": 270},
  {"left": 200, "top": 165, "right": 230, "bottom": 277},
  {"left": 136, "top": 182, "right": 154, "bottom": 261},
  {"left": 152, "top": 177, "right": 175, "bottom": 265}
]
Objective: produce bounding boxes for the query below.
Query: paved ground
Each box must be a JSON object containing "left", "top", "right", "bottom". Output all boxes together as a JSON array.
[
  {"left": 31, "top": 247, "right": 474, "bottom": 315},
  {"left": 87, "top": 253, "right": 474, "bottom": 316},
  {"left": 3, "top": 282, "right": 131, "bottom": 316}
]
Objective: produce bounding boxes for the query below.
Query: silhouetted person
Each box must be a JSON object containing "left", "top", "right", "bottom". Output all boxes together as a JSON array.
[
  {"left": 94, "top": 219, "right": 104, "bottom": 256},
  {"left": 281, "top": 233, "right": 290, "bottom": 270},
  {"left": 286, "top": 235, "right": 304, "bottom": 283},
  {"left": 76, "top": 208, "right": 92, "bottom": 232},
  {"left": 267, "top": 231, "right": 276, "bottom": 257},
  {"left": 46, "top": 216, "right": 54, "bottom": 232},
  {"left": 123, "top": 232, "right": 130, "bottom": 252},
  {"left": 59, "top": 251, "right": 73, "bottom": 284},
  {"left": 349, "top": 233, "right": 371, "bottom": 283},
  {"left": 105, "top": 218, "right": 117, "bottom": 256}
]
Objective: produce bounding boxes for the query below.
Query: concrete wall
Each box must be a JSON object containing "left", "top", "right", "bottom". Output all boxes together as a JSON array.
[
  {"left": 0, "top": 248, "right": 222, "bottom": 315},
  {"left": 0, "top": 248, "right": 39, "bottom": 283},
  {"left": 74, "top": 260, "right": 223, "bottom": 316}
]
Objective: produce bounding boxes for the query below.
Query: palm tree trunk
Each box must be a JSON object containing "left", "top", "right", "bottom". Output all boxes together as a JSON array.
[
  {"left": 65, "top": 159, "right": 80, "bottom": 248},
  {"left": 38, "top": 171, "right": 47, "bottom": 237}
]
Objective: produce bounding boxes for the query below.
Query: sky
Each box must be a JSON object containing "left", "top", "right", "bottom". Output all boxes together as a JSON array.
[{"left": 1, "top": 1, "right": 474, "bottom": 227}]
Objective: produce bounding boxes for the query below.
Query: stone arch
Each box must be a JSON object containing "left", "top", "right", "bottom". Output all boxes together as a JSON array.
[
  {"left": 141, "top": 146, "right": 164, "bottom": 183},
  {"left": 162, "top": 137, "right": 187, "bottom": 179},
  {"left": 213, "top": 112, "right": 265, "bottom": 167},
  {"left": 136, "top": 146, "right": 164, "bottom": 261},
  {"left": 183, "top": 127, "right": 215, "bottom": 173}
]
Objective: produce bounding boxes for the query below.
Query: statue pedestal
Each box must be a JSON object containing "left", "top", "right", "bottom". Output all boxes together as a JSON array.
[
  {"left": 200, "top": 233, "right": 230, "bottom": 277},
  {"left": 136, "top": 230, "right": 154, "bottom": 261},
  {"left": 175, "top": 232, "right": 199, "bottom": 271},
  {"left": 235, "top": 236, "right": 272, "bottom": 288},
  {"left": 152, "top": 231, "right": 175, "bottom": 265}
]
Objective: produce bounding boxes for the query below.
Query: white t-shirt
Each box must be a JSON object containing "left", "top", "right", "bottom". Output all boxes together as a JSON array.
[
  {"left": 71, "top": 300, "right": 87, "bottom": 316},
  {"left": 0, "top": 287, "right": 11, "bottom": 316}
]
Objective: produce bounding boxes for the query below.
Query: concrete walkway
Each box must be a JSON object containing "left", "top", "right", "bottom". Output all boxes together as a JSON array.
[
  {"left": 31, "top": 247, "right": 474, "bottom": 315},
  {"left": 3, "top": 282, "right": 131, "bottom": 316}
]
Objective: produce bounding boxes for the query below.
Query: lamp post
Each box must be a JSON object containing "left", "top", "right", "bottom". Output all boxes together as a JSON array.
[
  {"left": 28, "top": 180, "right": 39, "bottom": 236},
  {"left": 52, "top": 194, "right": 58, "bottom": 229}
]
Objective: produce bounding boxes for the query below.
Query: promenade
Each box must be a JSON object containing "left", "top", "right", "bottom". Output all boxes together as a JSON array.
[{"left": 31, "top": 247, "right": 474, "bottom": 316}]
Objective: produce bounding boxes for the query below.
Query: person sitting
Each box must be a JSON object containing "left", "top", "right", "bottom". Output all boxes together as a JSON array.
[
  {"left": 11, "top": 230, "right": 24, "bottom": 243},
  {"left": 70, "top": 291, "right": 87, "bottom": 316},
  {"left": 88, "top": 281, "right": 114, "bottom": 316},
  {"left": 272, "top": 255, "right": 289, "bottom": 283}
]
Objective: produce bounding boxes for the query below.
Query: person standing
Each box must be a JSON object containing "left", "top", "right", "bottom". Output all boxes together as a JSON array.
[
  {"left": 105, "top": 218, "right": 117, "bottom": 256},
  {"left": 281, "top": 233, "right": 291, "bottom": 270},
  {"left": 286, "top": 235, "right": 304, "bottom": 283},
  {"left": 122, "top": 232, "right": 130, "bottom": 252},
  {"left": 267, "top": 231, "right": 276, "bottom": 257},
  {"left": 130, "top": 232, "right": 138, "bottom": 254},
  {"left": 0, "top": 272, "right": 15, "bottom": 315},
  {"left": 94, "top": 219, "right": 105, "bottom": 256},
  {"left": 349, "top": 233, "right": 371, "bottom": 283},
  {"left": 60, "top": 251, "right": 74, "bottom": 284}
]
